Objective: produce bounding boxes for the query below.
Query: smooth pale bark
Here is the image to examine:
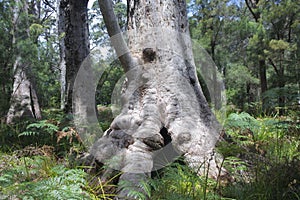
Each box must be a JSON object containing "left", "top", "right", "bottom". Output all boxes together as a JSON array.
[
  {"left": 98, "top": 0, "right": 137, "bottom": 72},
  {"left": 91, "top": 0, "right": 227, "bottom": 198},
  {"left": 6, "top": 0, "right": 41, "bottom": 124},
  {"left": 57, "top": 0, "right": 67, "bottom": 110},
  {"left": 7, "top": 60, "right": 42, "bottom": 124}
]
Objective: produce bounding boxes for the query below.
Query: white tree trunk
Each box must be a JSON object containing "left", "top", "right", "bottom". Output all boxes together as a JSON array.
[
  {"left": 6, "top": 0, "right": 41, "bottom": 124},
  {"left": 91, "top": 0, "right": 227, "bottom": 198},
  {"left": 57, "top": 0, "right": 67, "bottom": 110}
]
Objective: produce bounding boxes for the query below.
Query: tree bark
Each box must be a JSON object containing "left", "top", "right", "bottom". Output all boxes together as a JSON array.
[
  {"left": 63, "top": 0, "right": 100, "bottom": 144},
  {"left": 91, "top": 0, "right": 227, "bottom": 198},
  {"left": 6, "top": 0, "right": 42, "bottom": 124},
  {"left": 57, "top": 0, "right": 67, "bottom": 110},
  {"left": 259, "top": 59, "right": 268, "bottom": 111},
  {"left": 259, "top": 60, "right": 267, "bottom": 94},
  {"left": 64, "top": 0, "right": 90, "bottom": 114}
]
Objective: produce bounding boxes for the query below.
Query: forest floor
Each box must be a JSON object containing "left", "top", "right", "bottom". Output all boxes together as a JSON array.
[{"left": 0, "top": 110, "right": 299, "bottom": 200}]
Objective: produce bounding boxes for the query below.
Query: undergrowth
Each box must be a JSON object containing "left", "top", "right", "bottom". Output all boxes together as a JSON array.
[
  {"left": 0, "top": 110, "right": 299, "bottom": 199},
  {"left": 150, "top": 161, "right": 233, "bottom": 200},
  {"left": 0, "top": 155, "right": 91, "bottom": 199},
  {"left": 218, "top": 112, "right": 300, "bottom": 200}
]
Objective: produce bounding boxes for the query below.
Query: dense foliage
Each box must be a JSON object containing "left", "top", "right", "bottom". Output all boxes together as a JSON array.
[{"left": 189, "top": 0, "right": 300, "bottom": 115}]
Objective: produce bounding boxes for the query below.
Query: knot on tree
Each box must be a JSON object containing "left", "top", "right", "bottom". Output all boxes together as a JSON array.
[{"left": 142, "top": 48, "right": 156, "bottom": 63}]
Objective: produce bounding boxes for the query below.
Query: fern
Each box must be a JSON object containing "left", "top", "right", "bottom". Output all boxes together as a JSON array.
[
  {"left": 226, "top": 112, "right": 259, "bottom": 132},
  {"left": 19, "top": 120, "right": 59, "bottom": 137},
  {"left": 0, "top": 155, "right": 92, "bottom": 200},
  {"left": 117, "top": 180, "right": 149, "bottom": 200},
  {"left": 124, "top": 180, "right": 151, "bottom": 200}
]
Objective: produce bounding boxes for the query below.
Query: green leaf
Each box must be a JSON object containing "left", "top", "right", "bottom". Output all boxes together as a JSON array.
[{"left": 269, "top": 39, "right": 290, "bottom": 50}]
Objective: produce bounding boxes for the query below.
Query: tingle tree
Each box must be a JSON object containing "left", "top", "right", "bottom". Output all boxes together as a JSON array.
[
  {"left": 61, "top": 0, "right": 90, "bottom": 114},
  {"left": 79, "top": 0, "right": 228, "bottom": 198}
]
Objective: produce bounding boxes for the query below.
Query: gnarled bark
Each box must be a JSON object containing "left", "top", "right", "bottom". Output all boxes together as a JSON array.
[{"left": 90, "top": 0, "right": 227, "bottom": 198}]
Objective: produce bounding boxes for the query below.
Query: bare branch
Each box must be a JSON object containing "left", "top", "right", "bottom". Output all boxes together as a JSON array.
[
  {"left": 43, "top": 0, "right": 56, "bottom": 11},
  {"left": 245, "top": 0, "right": 259, "bottom": 22},
  {"left": 98, "top": 0, "right": 135, "bottom": 72},
  {"left": 268, "top": 58, "right": 279, "bottom": 75}
]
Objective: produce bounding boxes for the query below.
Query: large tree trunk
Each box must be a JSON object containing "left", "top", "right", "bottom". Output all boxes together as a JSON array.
[
  {"left": 64, "top": 0, "right": 90, "bottom": 114},
  {"left": 6, "top": 0, "right": 41, "bottom": 124},
  {"left": 63, "top": 0, "right": 99, "bottom": 144},
  {"left": 90, "top": 0, "right": 227, "bottom": 198}
]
